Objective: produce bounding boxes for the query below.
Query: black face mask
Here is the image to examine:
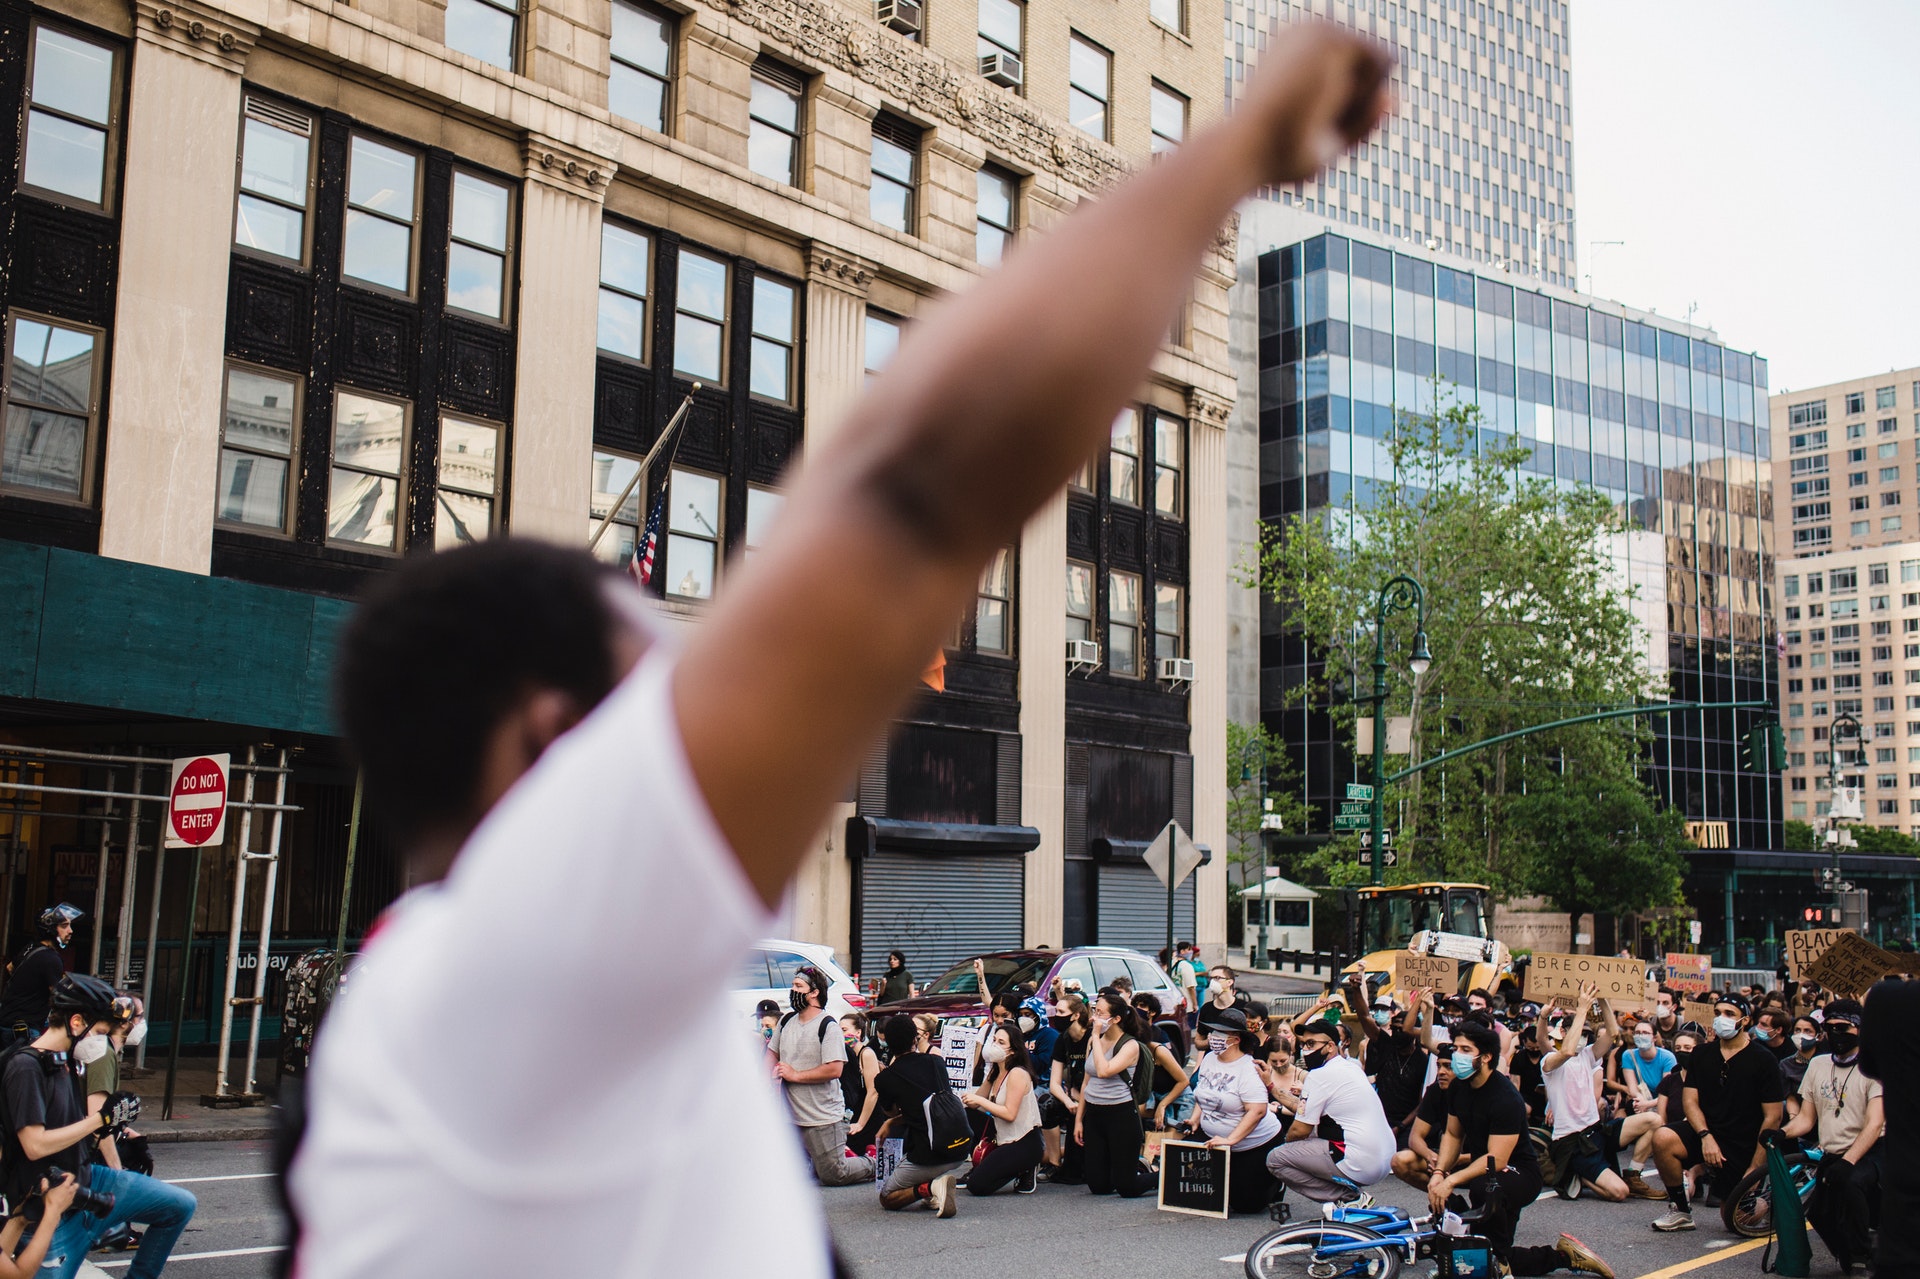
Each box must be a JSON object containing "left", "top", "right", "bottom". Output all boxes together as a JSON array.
[
  {"left": 1826, "top": 1026, "right": 1858, "bottom": 1056},
  {"left": 1048, "top": 1014, "right": 1072, "bottom": 1033},
  {"left": 789, "top": 989, "right": 812, "bottom": 1015},
  {"left": 1300, "top": 1047, "right": 1330, "bottom": 1071}
]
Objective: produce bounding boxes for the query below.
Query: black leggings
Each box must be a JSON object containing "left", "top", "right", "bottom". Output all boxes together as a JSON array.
[
  {"left": 1081, "top": 1102, "right": 1157, "bottom": 1198},
  {"left": 969, "top": 1130, "right": 1044, "bottom": 1196},
  {"left": 1464, "top": 1168, "right": 1559, "bottom": 1276},
  {"left": 1228, "top": 1134, "right": 1284, "bottom": 1215}
]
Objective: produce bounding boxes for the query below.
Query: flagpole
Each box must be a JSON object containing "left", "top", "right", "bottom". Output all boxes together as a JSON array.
[{"left": 587, "top": 384, "right": 701, "bottom": 553}]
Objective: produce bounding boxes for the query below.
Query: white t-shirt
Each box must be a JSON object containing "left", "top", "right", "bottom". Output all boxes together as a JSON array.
[
  {"left": 1542, "top": 1044, "right": 1601, "bottom": 1139},
  {"left": 1191, "top": 1053, "right": 1281, "bottom": 1151},
  {"left": 288, "top": 652, "right": 831, "bottom": 1279},
  {"left": 1298, "top": 1056, "right": 1394, "bottom": 1184},
  {"left": 1798, "top": 1054, "right": 1884, "bottom": 1157}
]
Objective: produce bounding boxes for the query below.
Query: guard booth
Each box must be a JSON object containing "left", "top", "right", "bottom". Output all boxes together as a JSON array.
[
  {"left": 1090, "top": 836, "right": 1211, "bottom": 954},
  {"left": 1241, "top": 876, "right": 1317, "bottom": 967},
  {"left": 845, "top": 816, "right": 1038, "bottom": 978}
]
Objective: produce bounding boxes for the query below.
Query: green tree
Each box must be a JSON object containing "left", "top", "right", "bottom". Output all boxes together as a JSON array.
[
  {"left": 1839, "top": 824, "right": 1920, "bottom": 856},
  {"left": 1783, "top": 820, "right": 1816, "bottom": 852},
  {"left": 1506, "top": 760, "right": 1691, "bottom": 940},
  {"left": 1257, "top": 390, "right": 1669, "bottom": 911},
  {"left": 1226, "top": 721, "right": 1311, "bottom": 891}
]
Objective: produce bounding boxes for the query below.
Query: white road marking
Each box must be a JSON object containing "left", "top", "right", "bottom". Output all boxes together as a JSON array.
[
  {"left": 1221, "top": 1255, "right": 1247, "bottom": 1264},
  {"left": 95, "top": 1245, "right": 284, "bottom": 1268},
  {"left": 163, "top": 1173, "right": 276, "bottom": 1185}
]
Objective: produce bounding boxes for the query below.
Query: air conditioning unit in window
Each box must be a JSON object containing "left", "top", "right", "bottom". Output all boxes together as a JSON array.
[
  {"left": 876, "top": 0, "right": 922, "bottom": 35},
  {"left": 979, "top": 51, "right": 1024, "bottom": 88},
  {"left": 1066, "top": 638, "right": 1101, "bottom": 674},
  {"left": 1158, "top": 657, "right": 1195, "bottom": 687}
]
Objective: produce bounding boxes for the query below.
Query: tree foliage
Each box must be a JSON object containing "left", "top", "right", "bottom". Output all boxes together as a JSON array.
[
  {"left": 1256, "top": 392, "right": 1688, "bottom": 918},
  {"left": 1226, "top": 721, "right": 1312, "bottom": 891}
]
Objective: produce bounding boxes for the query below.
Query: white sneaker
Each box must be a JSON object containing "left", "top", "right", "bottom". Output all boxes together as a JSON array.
[
  {"left": 1651, "top": 1210, "right": 1694, "bottom": 1232},
  {"left": 930, "top": 1174, "right": 958, "bottom": 1219}
]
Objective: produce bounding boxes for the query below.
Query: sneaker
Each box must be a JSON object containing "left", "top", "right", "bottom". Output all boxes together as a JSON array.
[
  {"left": 1555, "top": 1234, "right": 1615, "bottom": 1279},
  {"left": 1621, "top": 1170, "right": 1665, "bottom": 1201},
  {"left": 1651, "top": 1210, "right": 1695, "bottom": 1232},
  {"left": 1017, "top": 1164, "right": 1038, "bottom": 1194},
  {"left": 930, "top": 1174, "right": 958, "bottom": 1219}
]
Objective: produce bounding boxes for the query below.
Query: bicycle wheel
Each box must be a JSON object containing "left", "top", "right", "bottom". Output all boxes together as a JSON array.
[
  {"left": 1721, "top": 1156, "right": 1806, "bottom": 1238},
  {"left": 1245, "top": 1222, "right": 1403, "bottom": 1279}
]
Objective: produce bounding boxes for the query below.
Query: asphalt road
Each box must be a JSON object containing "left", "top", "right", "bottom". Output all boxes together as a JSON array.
[
  {"left": 79, "top": 1140, "right": 281, "bottom": 1278},
  {"left": 822, "top": 1168, "right": 1857, "bottom": 1279}
]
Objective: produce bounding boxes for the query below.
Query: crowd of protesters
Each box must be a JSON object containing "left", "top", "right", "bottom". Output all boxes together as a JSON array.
[{"left": 762, "top": 943, "right": 1910, "bottom": 1279}]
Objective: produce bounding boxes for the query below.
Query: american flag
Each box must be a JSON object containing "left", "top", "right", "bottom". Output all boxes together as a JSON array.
[{"left": 629, "top": 489, "right": 667, "bottom": 586}]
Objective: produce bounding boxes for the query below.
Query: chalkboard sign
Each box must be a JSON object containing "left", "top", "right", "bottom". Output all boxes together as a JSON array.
[{"left": 1158, "top": 1140, "right": 1230, "bottom": 1218}]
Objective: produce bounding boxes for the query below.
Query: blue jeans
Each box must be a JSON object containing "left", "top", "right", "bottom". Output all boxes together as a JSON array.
[{"left": 40, "top": 1166, "right": 195, "bottom": 1279}]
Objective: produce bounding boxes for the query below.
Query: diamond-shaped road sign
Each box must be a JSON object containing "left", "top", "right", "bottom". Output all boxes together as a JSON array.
[{"left": 1143, "top": 820, "right": 1204, "bottom": 891}]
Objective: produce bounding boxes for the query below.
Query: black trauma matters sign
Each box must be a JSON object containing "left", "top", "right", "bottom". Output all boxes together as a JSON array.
[{"left": 1158, "top": 1140, "right": 1229, "bottom": 1218}]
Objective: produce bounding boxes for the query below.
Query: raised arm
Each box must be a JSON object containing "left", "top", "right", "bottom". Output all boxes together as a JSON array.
[{"left": 674, "top": 26, "right": 1392, "bottom": 904}]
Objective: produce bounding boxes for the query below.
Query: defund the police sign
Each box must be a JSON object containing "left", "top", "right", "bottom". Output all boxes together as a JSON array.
[{"left": 166, "top": 754, "right": 230, "bottom": 849}]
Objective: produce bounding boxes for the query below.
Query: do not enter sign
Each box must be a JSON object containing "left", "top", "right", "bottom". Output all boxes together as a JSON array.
[{"left": 167, "top": 754, "right": 230, "bottom": 849}]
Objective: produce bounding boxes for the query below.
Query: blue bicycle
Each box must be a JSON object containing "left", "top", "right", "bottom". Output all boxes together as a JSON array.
[{"left": 1244, "top": 1200, "right": 1486, "bottom": 1279}]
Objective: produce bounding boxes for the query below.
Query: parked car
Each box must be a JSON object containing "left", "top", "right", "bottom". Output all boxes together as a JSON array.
[
  {"left": 731, "top": 939, "right": 867, "bottom": 1024},
  {"left": 879, "top": 947, "right": 1188, "bottom": 1026}
]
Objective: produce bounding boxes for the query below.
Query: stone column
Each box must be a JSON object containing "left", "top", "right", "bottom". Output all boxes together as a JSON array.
[
  {"left": 1188, "top": 386, "right": 1234, "bottom": 957},
  {"left": 507, "top": 134, "right": 616, "bottom": 542},
  {"left": 98, "top": 0, "right": 257, "bottom": 574},
  {"left": 920, "top": 129, "right": 985, "bottom": 263},
  {"left": 1019, "top": 492, "right": 1066, "bottom": 947}
]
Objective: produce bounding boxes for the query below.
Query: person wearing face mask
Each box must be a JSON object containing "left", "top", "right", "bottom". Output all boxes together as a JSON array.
[
  {"left": 1539, "top": 982, "right": 1630, "bottom": 1203},
  {"left": 1265, "top": 1020, "right": 1394, "bottom": 1210},
  {"left": 1607, "top": 1017, "right": 1676, "bottom": 1200},
  {"left": 1389, "top": 1055, "right": 1455, "bottom": 1189},
  {"left": 961, "top": 1024, "right": 1044, "bottom": 1196},
  {"left": 1179, "top": 1007, "right": 1281, "bottom": 1214},
  {"left": 1648, "top": 987, "right": 1683, "bottom": 1049},
  {"left": 84, "top": 995, "right": 152, "bottom": 1254},
  {"left": 1171, "top": 943, "right": 1200, "bottom": 1027},
  {"left": 1266, "top": 1036, "right": 1309, "bottom": 1123},
  {"left": 1074, "top": 992, "right": 1157, "bottom": 1198},
  {"left": 1133, "top": 993, "right": 1193, "bottom": 1128},
  {"left": 1776, "top": 999, "right": 1882, "bottom": 1273},
  {"left": 1781, "top": 1014, "right": 1822, "bottom": 1110},
  {"left": 770, "top": 966, "right": 872, "bottom": 1186},
  {"left": 1752, "top": 1008, "right": 1795, "bottom": 1061},
  {"left": 1207, "top": 966, "right": 1251, "bottom": 1017},
  {"left": 1648, "top": 992, "right": 1783, "bottom": 1231},
  {"left": 839, "top": 1013, "right": 884, "bottom": 1158},
  {"left": 0, "top": 974, "right": 190, "bottom": 1279},
  {"left": 877, "top": 951, "right": 915, "bottom": 1005},
  {"left": 1364, "top": 987, "right": 1432, "bottom": 1147},
  {"left": 1426, "top": 1023, "right": 1613, "bottom": 1279},
  {"left": 0, "top": 905, "right": 84, "bottom": 1048},
  {"left": 1045, "top": 996, "right": 1091, "bottom": 1184},
  {"left": 871, "top": 1015, "right": 964, "bottom": 1216},
  {"left": 1013, "top": 997, "right": 1062, "bottom": 1171}
]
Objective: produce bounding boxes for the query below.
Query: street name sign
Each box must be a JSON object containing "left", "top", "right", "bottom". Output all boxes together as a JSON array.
[{"left": 1345, "top": 784, "right": 1374, "bottom": 801}]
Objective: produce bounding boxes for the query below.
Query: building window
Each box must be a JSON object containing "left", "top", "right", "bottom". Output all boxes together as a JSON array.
[
  {"left": 870, "top": 114, "right": 919, "bottom": 234},
  {"left": 1154, "top": 582, "right": 1184, "bottom": 661},
  {"left": 977, "top": 165, "right": 1017, "bottom": 266},
  {"left": 1150, "top": 0, "right": 1183, "bottom": 33},
  {"left": 1153, "top": 414, "right": 1184, "bottom": 518},
  {"left": 864, "top": 310, "right": 901, "bottom": 386},
  {"left": 1068, "top": 35, "right": 1110, "bottom": 140},
  {"left": 1885, "top": 517, "right": 1903, "bottom": 532},
  {"left": 1847, "top": 391, "right": 1866, "bottom": 415},
  {"left": 597, "top": 222, "right": 651, "bottom": 360},
  {"left": 234, "top": 97, "right": 313, "bottom": 263},
  {"left": 343, "top": 135, "right": 419, "bottom": 295},
  {"left": 447, "top": 172, "right": 511, "bottom": 321},
  {"left": 610, "top": 0, "right": 674, "bottom": 132},
  {"left": 665, "top": 467, "right": 722, "bottom": 599},
  {"left": 749, "top": 276, "right": 796, "bottom": 403},
  {"left": 445, "top": 0, "right": 518, "bottom": 71},
  {"left": 21, "top": 24, "right": 118, "bottom": 209},
  {"left": 1149, "top": 82, "right": 1187, "bottom": 155},
  {"left": 589, "top": 450, "right": 642, "bottom": 564},
  {"left": 1109, "top": 406, "right": 1141, "bottom": 506},
  {"left": 1879, "top": 386, "right": 1897, "bottom": 410},
  {"left": 1066, "top": 562, "right": 1095, "bottom": 644},
  {"left": 975, "top": 547, "right": 1012, "bottom": 654},
  {"left": 435, "top": 417, "right": 500, "bottom": 548},
  {"left": 2, "top": 314, "right": 100, "bottom": 501},
  {"left": 674, "top": 249, "right": 728, "bottom": 383},
  {"left": 1108, "top": 569, "right": 1141, "bottom": 676},
  {"left": 748, "top": 61, "right": 804, "bottom": 186},
  {"left": 745, "top": 485, "right": 783, "bottom": 560},
  {"left": 217, "top": 364, "right": 298, "bottom": 531},
  {"left": 328, "top": 390, "right": 408, "bottom": 551},
  {"left": 978, "top": 0, "right": 1023, "bottom": 76}
]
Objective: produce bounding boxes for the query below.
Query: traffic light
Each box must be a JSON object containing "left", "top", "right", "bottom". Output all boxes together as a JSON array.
[
  {"left": 1741, "top": 721, "right": 1785, "bottom": 774},
  {"left": 1804, "top": 906, "right": 1825, "bottom": 924}
]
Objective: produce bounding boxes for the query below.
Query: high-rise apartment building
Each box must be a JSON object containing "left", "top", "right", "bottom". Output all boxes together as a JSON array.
[
  {"left": 0, "top": 0, "right": 1237, "bottom": 996},
  {"left": 1225, "top": 0, "right": 1576, "bottom": 288},
  {"left": 1771, "top": 370, "right": 1920, "bottom": 556}
]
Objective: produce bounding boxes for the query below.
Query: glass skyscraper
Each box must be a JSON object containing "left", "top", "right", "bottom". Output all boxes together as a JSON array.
[{"left": 1254, "top": 230, "right": 1781, "bottom": 850}]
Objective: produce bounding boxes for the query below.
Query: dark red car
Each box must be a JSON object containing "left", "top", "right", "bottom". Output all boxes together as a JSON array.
[{"left": 876, "top": 946, "right": 1190, "bottom": 1026}]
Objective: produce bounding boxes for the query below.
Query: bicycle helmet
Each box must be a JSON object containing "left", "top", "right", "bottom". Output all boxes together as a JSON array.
[
  {"left": 35, "top": 903, "right": 83, "bottom": 942},
  {"left": 49, "top": 974, "right": 119, "bottom": 1026}
]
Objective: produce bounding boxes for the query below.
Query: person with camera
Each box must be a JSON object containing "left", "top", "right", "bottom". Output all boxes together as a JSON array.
[
  {"left": 85, "top": 993, "right": 152, "bottom": 1253},
  {"left": 0, "top": 905, "right": 83, "bottom": 1047},
  {"left": 1, "top": 974, "right": 193, "bottom": 1279},
  {"left": 0, "top": 1172, "right": 79, "bottom": 1275}
]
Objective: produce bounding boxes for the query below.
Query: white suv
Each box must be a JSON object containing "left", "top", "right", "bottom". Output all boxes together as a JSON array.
[{"left": 731, "top": 939, "right": 867, "bottom": 1025}]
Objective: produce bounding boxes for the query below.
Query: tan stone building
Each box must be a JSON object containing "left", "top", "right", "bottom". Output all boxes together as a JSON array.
[{"left": 0, "top": 0, "right": 1236, "bottom": 1000}]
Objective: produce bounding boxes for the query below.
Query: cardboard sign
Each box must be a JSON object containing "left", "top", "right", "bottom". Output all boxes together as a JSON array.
[
  {"left": 873, "top": 1136, "right": 904, "bottom": 1188},
  {"left": 1680, "top": 999, "right": 1719, "bottom": 1031},
  {"left": 1158, "top": 1140, "right": 1230, "bottom": 1219},
  {"left": 938, "top": 1023, "right": 985, "bottom": 1095},
  {"left": 1395, "top": 952, "right": 1459, "bottom": 992},
  {"left": 1663, "top": 953, "right": 1712, "bottom": 997},
  {"left": 1143, "top": 1129, "right": 1171, "bottom": 1170},
  {"left": 1523, "top": 952, "right": 1647, "bottom": 1003},
  {"left": 1804, "top": 931, "right": 1904, "bottom": 997},
  {"left": 1785, "top": 930, "right": 1849, "bottom": 981}
]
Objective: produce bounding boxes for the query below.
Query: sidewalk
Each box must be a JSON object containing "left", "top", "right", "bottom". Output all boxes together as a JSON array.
[{"left": 120, "top": 1054, "right": 278, "bottom": 1144}]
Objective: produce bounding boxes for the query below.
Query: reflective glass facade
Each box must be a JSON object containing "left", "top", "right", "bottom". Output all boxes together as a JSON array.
[{"left": 1257, "top": 232, "right": 1781, "bottom": 850}]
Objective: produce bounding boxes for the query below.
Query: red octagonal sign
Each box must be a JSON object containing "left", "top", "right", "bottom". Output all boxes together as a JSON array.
[{"left": 167, "top": 754, "right": 230, "bottom": 849}]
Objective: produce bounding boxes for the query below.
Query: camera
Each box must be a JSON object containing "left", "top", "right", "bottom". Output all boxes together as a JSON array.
[{"left": 26, "top": 1174, "right": 115, "bottom": 1223}]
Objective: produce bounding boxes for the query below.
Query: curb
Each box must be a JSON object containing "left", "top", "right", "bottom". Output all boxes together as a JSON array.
[{"left": 146, "top": 1124, "right": 275, "bottom": 1144}]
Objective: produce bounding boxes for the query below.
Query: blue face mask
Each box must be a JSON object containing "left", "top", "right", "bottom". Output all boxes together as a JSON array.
[
  {"left": 1450, "top": 1051, "right": 1475, "bottom": 1078},
  {"left": 1371, "top": 1009, "right": 1393, "bottom": 1026}
]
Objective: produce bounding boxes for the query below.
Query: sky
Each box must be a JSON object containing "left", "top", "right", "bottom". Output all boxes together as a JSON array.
[{"left": 1570, "top": 1, "right": 1920, "bottom": 394}]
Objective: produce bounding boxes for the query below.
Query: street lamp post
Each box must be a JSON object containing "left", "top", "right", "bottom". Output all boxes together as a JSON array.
[
  {"left": 1822, "top": 710, "right": 1862, "bottom": 919},
  {"left": 1367, "top": 575, "right": 1432, "bottom": 887}
]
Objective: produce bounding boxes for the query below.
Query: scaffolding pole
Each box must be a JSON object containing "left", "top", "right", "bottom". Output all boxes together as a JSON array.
[
  {"left": 240, "top": 750, "right": 289, "bottom": 1097},
  {"left": 88, "top": 784, "right": 113, "bottom": 974},
  {"left": 135, "top": 836, "right": 165, "bottom": 1070},
  {"left": 113, "top": 757, "right": 146, "bottom": 989},
  {"left": 212, "top": 748, "right": 259, "bottom": 1099}
]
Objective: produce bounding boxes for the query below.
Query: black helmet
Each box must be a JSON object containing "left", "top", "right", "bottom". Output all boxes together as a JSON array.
[
  {"left": 35, "top": 903, "right": 82, "bottom": 942},
  {"left": 49, "top": 974, "right": 118, "bottom": 1026}
]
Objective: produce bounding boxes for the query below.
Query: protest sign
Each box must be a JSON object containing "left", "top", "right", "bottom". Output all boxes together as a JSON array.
[
  {"left": 1523, "top": 952, "right": 1646, "bottom": 1003},
  {"left": 938, "top": 1022, "right": 984, "bottom": 1095},
  {"left": 1803, "top": 931, "right": 1904, "bottom": 997},
  {"left": 1663, "top": 953, "right": 1712, "bottom": 997},
  {"left": 1394, "top": 952, "right": 1458, "bottom": 992},
  {"left": 1784, "top": 930, "right": 1849, "bottom": 981},
  {"left": 1681, "top": 999, "right": 1719, "bottom": 1030},
  {"left": 1158, "top": 1140, "right": 1230, "bottom": 1218},
  {"left": 874, "top": 1136, "right": 905, "bottom": 1188}
]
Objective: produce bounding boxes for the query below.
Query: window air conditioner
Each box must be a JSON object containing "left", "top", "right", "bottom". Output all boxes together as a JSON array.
[
  {"left": 876, "top": 0, "right": 922, "bottom": 35},
  {"left": 1066, "top": 638, "right": 1101, "bottom": 672},
  {"left": 979, "top": 51, "right": 1024, "bottom": 88},
  {"left": 1158, "top": 657, "right": 1195, "bottom": 686}
]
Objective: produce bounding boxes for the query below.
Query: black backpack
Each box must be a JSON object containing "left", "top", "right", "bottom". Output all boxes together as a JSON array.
[
  {"left": 920, "top": 1087, "right": 976, "bottom": 1161},
  {"left": 1120, "top": 1035, "right": 1156, "bottom": 1108}
]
